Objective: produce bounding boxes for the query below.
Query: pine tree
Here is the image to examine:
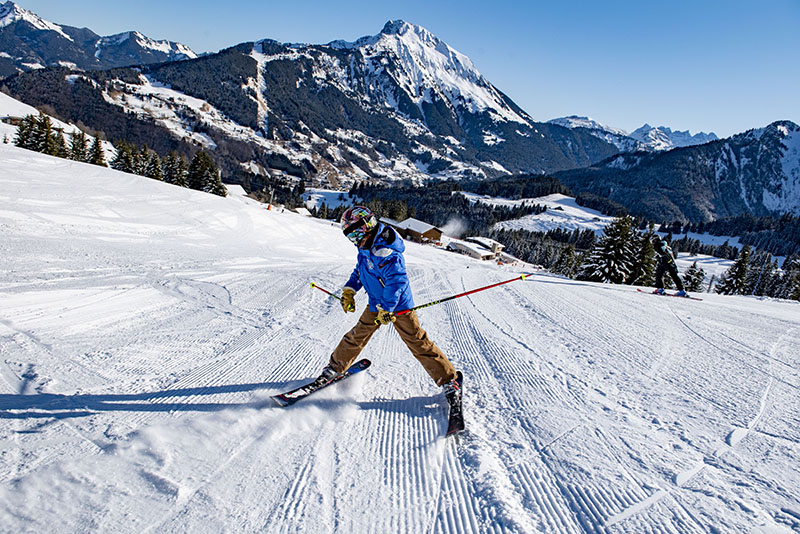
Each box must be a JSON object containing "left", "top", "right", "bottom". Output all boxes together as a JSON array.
[
  {"left": 162, "top": 151, "right": 188, "bottom": 187},
  {"left": 144, "top": 152, "right": 163, "bottom": 181},
  {"left": 715, "top": 246, "right": 751, "bottom": 295},
  {"left": 31, "top": 115, "right": 53, "bottom": 153},
  {"left": 682, "top": 261, "right": 706, "bottom": 291},
  {"left": 578, "top": 215, "right": 637, "bottom": 284},
  {"left": 111, "top": 142, "right": 135, "bottom": 173},
  {"left": 14, "top": 115, "right": 35, "bottom": 149},
  {"left": 69, "top": 131, "right": 89, "bottom": 162},
  {"left": 135, "top": 145, "right": 151, "bottom": 176},
  {"left": 53, "top": 130, "right": 69, "bottom": 159},
  {"left": 187, "top": 151, "right": 219, "bottom": 192},
  {"left": 628, "top": 228, "right": 657, "bottom": 286},
  {"left": 88, "top": 135, "right": 107, "bottom": 167},
  {"left": 776, "top": 255, "right": 800, "bottom": 300},
  {"left": 552, "top": 245, "right": 578, "bottom": 278},
  {"left": 743, "top": 251, "right": 776, "bottom": 296}
]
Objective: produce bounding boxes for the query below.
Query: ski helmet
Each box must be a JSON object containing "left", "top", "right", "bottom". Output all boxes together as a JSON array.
[{"left": 341, "top": 206, "right": 378, "bottom": 247}]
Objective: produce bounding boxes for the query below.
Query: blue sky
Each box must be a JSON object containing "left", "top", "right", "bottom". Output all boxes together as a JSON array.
[{"left": 16, "top": 0, "right": 800, "bottom": 138}]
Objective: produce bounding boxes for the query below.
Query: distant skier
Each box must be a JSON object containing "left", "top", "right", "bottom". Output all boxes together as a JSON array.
[
  {"left": 317, "top": 206, "right": 462, "bottom": 406},
  {"left": 652, "top": 235, "right": 687, "bottom": 297}
]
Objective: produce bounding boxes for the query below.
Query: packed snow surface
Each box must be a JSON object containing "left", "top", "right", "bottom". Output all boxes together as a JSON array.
[{"left": 1, "top": 144, "right": 800, "bottom": 533}]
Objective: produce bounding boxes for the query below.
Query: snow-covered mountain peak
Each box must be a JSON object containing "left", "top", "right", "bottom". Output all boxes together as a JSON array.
[
  {"left": 96, "top": 30, "right": 197, "bottom": 60},
  {"left": 332, "top": 20, "right": 528, "bottom": 123},
  {"left": 0, "top": 0, "right": 72, "bottom": 40},
  {"left": 548, "top": 116, "right": 629, "bottom": 137},
  {"left": 630, "top": 124, "right": 718, "bottom": 151}
]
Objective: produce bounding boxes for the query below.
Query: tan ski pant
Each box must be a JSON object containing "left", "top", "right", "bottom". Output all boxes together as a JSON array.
[{"left": 329, "top": 308, "right": 457, "bottom": 386}]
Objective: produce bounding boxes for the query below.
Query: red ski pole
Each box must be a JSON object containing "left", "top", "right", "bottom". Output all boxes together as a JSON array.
[
  {"left": 394, "top": 273, "right": 530, "bottom": 317},
  {"left": 310, "top": 282, "right": 343, "bottom": 302}
]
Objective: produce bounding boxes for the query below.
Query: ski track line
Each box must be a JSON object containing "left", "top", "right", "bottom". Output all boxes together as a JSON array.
[
  {"left": 725, "top": 327, "right": 792, "bottom": 448},
  {"left": 666, "top": 305, "right": 800, "bottom": 392},
  {"left": 436, "top": 287, "right": 577, "bottom": 533},
  {"left": 493, "top": 280, "right": 707, "bottom": 533}
]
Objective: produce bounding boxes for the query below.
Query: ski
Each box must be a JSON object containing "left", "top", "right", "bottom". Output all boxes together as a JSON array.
[
  {"left": 446, "top": 371, "right": 465, "bottom": 436},
  {"left": 637, "top": 288, "right": 703, "bottom": 301},
  {"left": 271, "top": 359, "right": 371, "bottom": 407}
]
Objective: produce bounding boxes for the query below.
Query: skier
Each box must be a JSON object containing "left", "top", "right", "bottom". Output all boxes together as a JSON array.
[
  {"left": 652, "top": 235, "right": 687, "bottom": 297},
  {"left": 317, "top": 206, "right": 462, "bottom": 406}
]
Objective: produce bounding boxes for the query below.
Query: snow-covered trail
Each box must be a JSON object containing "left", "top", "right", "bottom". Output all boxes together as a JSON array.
[{"left": 1, "top": 145, "right": 799, "bottom": 533}]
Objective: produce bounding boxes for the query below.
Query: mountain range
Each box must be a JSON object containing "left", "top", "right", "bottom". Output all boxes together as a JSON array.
[
  {"left": 1, "top": 18, "right": 620, "bottom": 188},
  {"left": 0, "top": 1, "right": 196, "bottom": 77},
  {"left": 548, "top": 115, "right": 719, "bottom": 152},
  {"left": 555, "top": 120, "right": 800, "bottom": 222},
  {"left": 0, "top": 3, "right": 797, "bottom": 224}
]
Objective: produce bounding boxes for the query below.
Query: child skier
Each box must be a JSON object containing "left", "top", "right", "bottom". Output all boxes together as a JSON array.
[
  {"left": 652, "top": 236, "right": 688, "bottom": 297},
  {"left": 317, "top": 206, "right": 462, "bottom": 406}
]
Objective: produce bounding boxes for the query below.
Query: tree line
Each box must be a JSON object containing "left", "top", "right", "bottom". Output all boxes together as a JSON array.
[
  {"left": 13, "top": 113, "right": 226, "bottom": 197},
  {"left": 13, "top": 114, "right": 106, "bottom": 166},
  {"left": 575, "top": 216, "right": 799, "bottom": 300}
]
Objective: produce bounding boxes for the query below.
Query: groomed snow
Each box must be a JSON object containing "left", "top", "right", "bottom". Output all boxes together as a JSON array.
[{"left": 2, "top": 144, "right": 800, "bottom": 533}]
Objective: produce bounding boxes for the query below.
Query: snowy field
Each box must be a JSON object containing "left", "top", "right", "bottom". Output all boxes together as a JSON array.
[
  {"left": 2, "top": 144, "right": 800, "bottom": 533},
  {"left": 464, "top": 192, "right": 617, "bottom": 234}
]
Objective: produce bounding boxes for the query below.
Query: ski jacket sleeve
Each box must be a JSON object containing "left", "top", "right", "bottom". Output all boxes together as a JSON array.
[{"left": 344, "top": 262, "right": 363, "bottom": 293}]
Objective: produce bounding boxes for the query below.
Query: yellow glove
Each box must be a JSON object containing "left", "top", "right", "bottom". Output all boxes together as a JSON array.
[
  {"left": 374, "top": 307, "right": 396, "bottom": 326},
  {"left": 341, "top": 288, "right": 356, "bottom": 313}
]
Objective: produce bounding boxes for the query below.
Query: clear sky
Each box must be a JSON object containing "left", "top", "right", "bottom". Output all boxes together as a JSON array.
[{"left": 14, "top": 0, "right": 800, "bottom": 138}]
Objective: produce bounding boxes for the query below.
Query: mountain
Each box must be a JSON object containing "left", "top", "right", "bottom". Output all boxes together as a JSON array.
[
  {"left": 0, "top": 1, "right": 196, "bottom": 76},
  {"left": 548, "top": 116, "right": 719, "bottom": 152},
  {"left": 554, "top": 120, "right": 800, "bottom": 222},
  {"left": 1, "top": 19, "right": 619, "bottom": 188},
  {"left": 629, "top": 123, "right": 718, "bottom": 151}
]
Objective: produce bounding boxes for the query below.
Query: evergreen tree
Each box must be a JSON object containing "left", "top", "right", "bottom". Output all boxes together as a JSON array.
[
  {"left": 743, "top": 251, "right": 777, "bottom": 296},
  {"left": 187, "top": 151, "right": 223, "bottom": 194},
  {"left": 162, "top": 151, "right": 188, "bottom": 187},
  {"left": 552, "top": 245, "right": 579, "bottom": 278},
  {"left": 682, "top": 261, "right": 706, "bottom": 292},
  {"left": 69, "top": 131, "right": 89, "bottom": 162},
  {"left": 14, "top": 115, "right": 35, "bottom": 150},
  {"left": 715, "top": 246, "right": 751, "bottom": 295},
  {"left": 53, "top": 130, "right": 69, "bottom": 159},
  {"left": 578, "top": 215, "right": 637, "bottom": 284},
  {"left": 111, "top": 142, "right": 135, "bottom": 173},
  {"left": 88, "top": 135, "right": 107, "bottom": 167},
  {"left": 144, "top": 152, "right": 163, "bottom": 181},
  {"left": 628, "top": 228, "right": 657, "bottom": 286},
  {"left": 31, "top": 115, "right": 52, "bottom": 153},
  {"left": 136, "top": 145, "right": 151, "bottom": 176},
  {"left": 775, "top": 255, "right": 800, "bottom": 300}
]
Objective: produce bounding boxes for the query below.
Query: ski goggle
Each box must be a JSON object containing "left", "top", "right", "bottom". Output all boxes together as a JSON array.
[{"left": 343, "top": 221, "right": 368, "bottom": 245}]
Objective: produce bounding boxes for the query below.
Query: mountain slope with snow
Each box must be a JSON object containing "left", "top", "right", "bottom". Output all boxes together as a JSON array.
[{"left": 1, "top": 145, "right": 800, "bottom": 533}]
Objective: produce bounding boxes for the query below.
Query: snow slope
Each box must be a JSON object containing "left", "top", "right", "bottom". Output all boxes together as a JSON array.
[{"left": 1, "top": 144, "right": 800, "bottom": 533}]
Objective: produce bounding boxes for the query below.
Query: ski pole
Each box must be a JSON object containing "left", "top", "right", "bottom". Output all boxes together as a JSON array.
[
  {"left": 394, "top": 273, "right": 531, "bottom": 317},
  {"left": 310, "top": 282, "right": 342, "bottom": 302}
]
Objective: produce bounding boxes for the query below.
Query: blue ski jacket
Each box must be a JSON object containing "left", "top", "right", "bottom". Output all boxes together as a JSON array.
[{"left": 344, "top": 224, "right": 414, "bottom": 313}]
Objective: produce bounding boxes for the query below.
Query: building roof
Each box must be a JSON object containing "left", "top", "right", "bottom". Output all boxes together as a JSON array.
[
  {"left": 448, "top": 239, "right": 495, "bottom": 258},
  {"left": 396, "top": 217, "right": 440, "bottom": 234},
  {"left": 466, "top": 236, "right": 504, "bottom": 249}
]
